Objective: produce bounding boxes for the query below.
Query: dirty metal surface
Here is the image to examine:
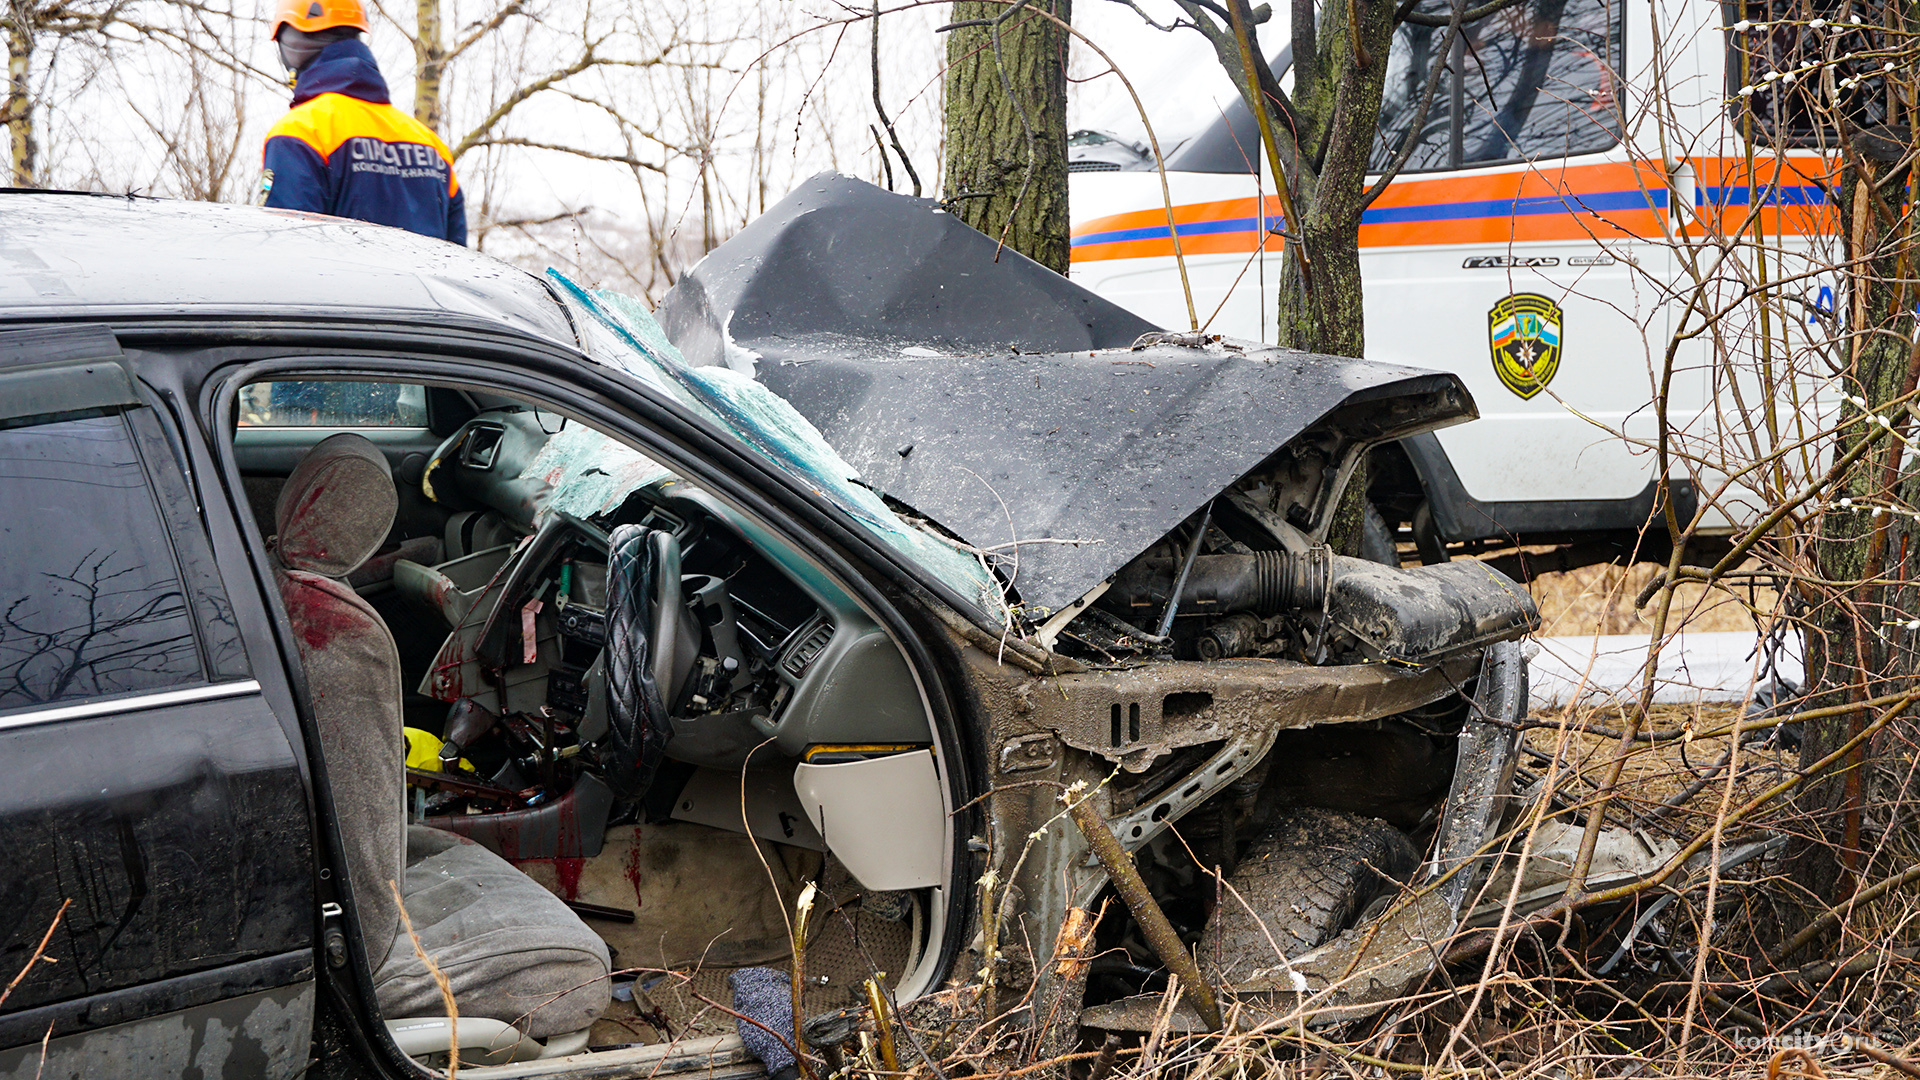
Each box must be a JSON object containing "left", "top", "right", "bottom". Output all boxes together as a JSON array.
[
  {"left": 459, "top": 1033, "right": 765, "bottom": 1080},
  {"left": 1078, "top": 642, "right": 1531, "bottom": 1032},
  {"left": 0, "top": 692, "right": 314, "bottom": 1017},
  {"left": 1468, "top": 819, "right": 1681, "bottom": 924},
  {"left": 1422, "top": 640, "right": 1525, "bottom": 912},
  {"left": 0, "top": 981, "right": 314, "bottom": 1079},
  {"left": 1021, "top": 654, "right": 1481, "bottom": 765},
  {"left": 656, "top": 174, "right": 1476, "bottom": 615}
]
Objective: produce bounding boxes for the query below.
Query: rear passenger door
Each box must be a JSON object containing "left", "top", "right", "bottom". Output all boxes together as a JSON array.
[{"left": 0, "top": 327, "right": 316, "bottom": 1079}]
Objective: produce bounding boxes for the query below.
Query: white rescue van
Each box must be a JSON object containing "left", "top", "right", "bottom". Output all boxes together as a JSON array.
[{"left": 1069, "top": 0, "right": 1844, "bottom": 567}]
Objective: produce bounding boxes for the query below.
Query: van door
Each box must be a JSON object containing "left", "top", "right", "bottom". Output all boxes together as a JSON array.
[
  {"left": 1361, "top": 0, "right": 1688, "bottom": 541},
  {"left": 0, "top": 328, "right": 315, "bottom": 1080}
]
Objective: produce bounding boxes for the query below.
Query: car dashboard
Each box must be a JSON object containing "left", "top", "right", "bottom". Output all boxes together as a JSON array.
[{"left": 395, "top": 407, "right": 935, "bottom": 836}]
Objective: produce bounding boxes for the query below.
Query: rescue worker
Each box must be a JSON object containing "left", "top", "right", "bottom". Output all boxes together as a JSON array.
[{"left": 258, "top": 0, "right": 466, "bottom": 244}]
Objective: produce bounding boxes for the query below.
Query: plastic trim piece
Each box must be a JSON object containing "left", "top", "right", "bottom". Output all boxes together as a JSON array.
[
  {"left": 0, "top": 327, "right": 138, "bottom": 427},
  {"left": 792, "top": 750, "right": 944, "bottom": 891}
]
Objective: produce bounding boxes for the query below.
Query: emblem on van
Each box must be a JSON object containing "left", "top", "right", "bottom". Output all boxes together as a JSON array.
[{"left": 1487, "top": 293, "right": 1563, "bottom": 400}]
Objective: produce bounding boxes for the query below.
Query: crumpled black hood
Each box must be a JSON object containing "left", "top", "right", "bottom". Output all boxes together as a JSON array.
[{"left": 657, "top": 174, "right": 1475, "bottom": 616}]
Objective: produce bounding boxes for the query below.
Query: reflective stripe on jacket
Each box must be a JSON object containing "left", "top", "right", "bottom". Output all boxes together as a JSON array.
[{"left": 262, "top": 39, "right": 466, "bottom": 245}]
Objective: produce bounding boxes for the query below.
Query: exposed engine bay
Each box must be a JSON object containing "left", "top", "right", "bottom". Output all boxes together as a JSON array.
[{"left": 639, "top": 174, "right": 1548, "bottom": 1027}]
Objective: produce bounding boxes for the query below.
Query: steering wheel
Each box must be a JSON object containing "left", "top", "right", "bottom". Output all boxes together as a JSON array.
[{"left": 601, "top": 525, "right": 701, "bottom": 798}]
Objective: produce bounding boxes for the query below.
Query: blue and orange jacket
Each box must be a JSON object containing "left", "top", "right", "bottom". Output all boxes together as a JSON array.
[{"left": 261, "top": 39, "right": 466, "bottom": 245}]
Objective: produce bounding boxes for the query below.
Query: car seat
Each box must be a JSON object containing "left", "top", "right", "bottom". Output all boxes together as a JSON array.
[{"left": 270, "top": 432, "right": 610, "bottom": 1057}]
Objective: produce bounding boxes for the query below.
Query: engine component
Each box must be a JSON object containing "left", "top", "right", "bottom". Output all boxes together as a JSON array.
[
  {"left": 1324, "top": 557, "right": 1537, "bottom": 665},
  {"left": 1194, "top": 613, "right": 1263, "bottom": 660},
  {"left": 1100, "top": 546, "right": 1537, "bottom": 666},
  {"left": 1100, "top": 548, "right": 1330, "bottom": 618}
]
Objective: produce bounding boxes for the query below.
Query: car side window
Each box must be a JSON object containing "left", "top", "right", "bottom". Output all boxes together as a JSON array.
[
  {"left": 240, "top": 381, "right": 429, "bottom": 427},
  {"left": 0, "top": 412, "right": 207, "bottom": 712},
  {"left": 1373, "top": 0, "right": 1624, "bottom": 172}
]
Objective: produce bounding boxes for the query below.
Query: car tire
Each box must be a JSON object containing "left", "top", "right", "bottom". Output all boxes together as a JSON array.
[
  {"left": 1359, "top": 501, "right": 1401, "bottom": 567},
  {"left": 1197, "top": 807, "right": 1418, "bottom": 983}
]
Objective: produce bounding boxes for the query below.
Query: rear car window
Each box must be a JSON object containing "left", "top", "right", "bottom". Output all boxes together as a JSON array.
[
  {"left": 1374, "top": 0, "right": 1625, "bottom": 172},
  {"left": 240, "top": 381, "right": 429, "bottom": 427},
  {"left": 0, "top": 413, "right": 204, "bottom": 711}
]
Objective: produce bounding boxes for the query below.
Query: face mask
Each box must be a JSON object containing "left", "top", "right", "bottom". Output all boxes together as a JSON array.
[
  {"left": 277, "top": 27, "right": 355, "bottom": 75},
  {"left": 277, "top": 30, "right": 324, "bottom": 74}
]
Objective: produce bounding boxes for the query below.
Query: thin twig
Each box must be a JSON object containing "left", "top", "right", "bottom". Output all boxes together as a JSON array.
[
  {"left": 0, "top": 899, "right": 71, "bottom": 1011},
  {"left": 390, "top": 880, "right": 459, "bottom": 1079}
]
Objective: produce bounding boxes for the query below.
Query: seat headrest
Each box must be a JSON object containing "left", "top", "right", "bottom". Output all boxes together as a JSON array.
[{"left": 275, "top": 432, "right": 398, "bottom": 578}]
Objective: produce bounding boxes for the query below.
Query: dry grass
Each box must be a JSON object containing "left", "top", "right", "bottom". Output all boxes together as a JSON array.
[
  {"left": 1516, "top": 559, "right": 1780, "bottom": 637},
  {"left": 836, "top": 692, "right": 1920, "bottom": 1080}
]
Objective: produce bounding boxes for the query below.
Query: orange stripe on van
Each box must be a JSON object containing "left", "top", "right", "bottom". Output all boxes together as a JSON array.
[{"left": 1069, "top": 157, "right": 1838, "bottom": 262}]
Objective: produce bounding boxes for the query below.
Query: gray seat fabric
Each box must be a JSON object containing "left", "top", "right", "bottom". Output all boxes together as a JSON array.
[
  {"left": 272, "top": 433, "right": 610, "bottom": 1039},
  {"left": 380, "top": 827, "right": 611, "bottom": 1038}
]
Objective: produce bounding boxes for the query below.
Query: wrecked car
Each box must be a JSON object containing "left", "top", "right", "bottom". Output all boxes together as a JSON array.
[{"left": 0, "top": 175, "right": 1534, "bottom": 1080}]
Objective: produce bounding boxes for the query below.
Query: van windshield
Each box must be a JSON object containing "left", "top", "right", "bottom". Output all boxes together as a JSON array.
[{"left": 1072, "top": 27, "right": 1281, "bottom": 171}]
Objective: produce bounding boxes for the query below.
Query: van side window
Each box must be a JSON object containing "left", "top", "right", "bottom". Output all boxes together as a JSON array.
[
  {"left": 0, "top": 412, "right": 206, "bottom": 712},
  {"left": 1726, "top": 2, "right": 1889, "bottom": 149},
  {"left": 1376, "top": 17, "right": 1458, "bottom": 172},
  {"left": 1374, "top": 0, "right": 1624, "bottom": 172}
]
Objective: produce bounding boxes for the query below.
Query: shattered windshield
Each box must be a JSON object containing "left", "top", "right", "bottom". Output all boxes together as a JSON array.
[{"left": 545, "top": 271, "right": 1004, "bottom": 625}]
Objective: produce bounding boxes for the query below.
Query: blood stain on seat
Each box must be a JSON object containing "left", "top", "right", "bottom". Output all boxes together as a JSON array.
[{"left": 282, "top": 577, "right": 372, "bottom": 649}]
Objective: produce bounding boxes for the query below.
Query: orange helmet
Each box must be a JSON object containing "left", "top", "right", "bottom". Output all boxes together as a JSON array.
[{"left": 270, "top": 0, "right": 368, "bottom": 38}]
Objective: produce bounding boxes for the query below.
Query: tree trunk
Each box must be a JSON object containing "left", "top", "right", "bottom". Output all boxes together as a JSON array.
[
  {"left": 413, "top": 0, "right": 445, "bottom": 135},
  {"left": 942, "top": 0, "right": 1070, "bottom": 274},
  {"left": 5, "top": 6, "right": 33, "bottom": 187},
  {"left": 1266, "top": 17, "right": 1394, "bottom": 357},
  {"left": 1798, "top": 150, "right": 1920, "bottom": 911},
  {"left": 1180, "top": 0, "right": 1395, "bottom": 359}
]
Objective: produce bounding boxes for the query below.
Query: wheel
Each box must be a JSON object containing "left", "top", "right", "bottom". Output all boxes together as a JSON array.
[
  {"left": 1197, "top": 808, "right": 1418, "bottom": 984},
  {"left": 1359, "top": 501, "right": 1402, "bottom": 567}
]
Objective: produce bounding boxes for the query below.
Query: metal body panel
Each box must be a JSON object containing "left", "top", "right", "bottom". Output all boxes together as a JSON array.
[
  {"left": 657, "top": 175, "right": 1478, "bottom": 614},
  {"left": 0, "top": 692, "right": 314, "bottom": 1022},
  {"left": 0, "top": 194, "right": 575, "bottom": 349},
  {"left": 0, "top": 981, "right": 314, "bottom": 1080}
]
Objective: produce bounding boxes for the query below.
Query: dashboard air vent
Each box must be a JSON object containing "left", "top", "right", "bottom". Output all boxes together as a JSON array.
[{"left": 783, "top": 619, "right": 834, "bottom": 678}]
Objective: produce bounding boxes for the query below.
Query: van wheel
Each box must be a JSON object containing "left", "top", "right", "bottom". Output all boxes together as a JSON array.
[
  {"left": 1359, "top": 502, "right": 1401, "bottom": 567},
  {"left": 1197, "top": 808, "right": 1417, "bottom": 984}
]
